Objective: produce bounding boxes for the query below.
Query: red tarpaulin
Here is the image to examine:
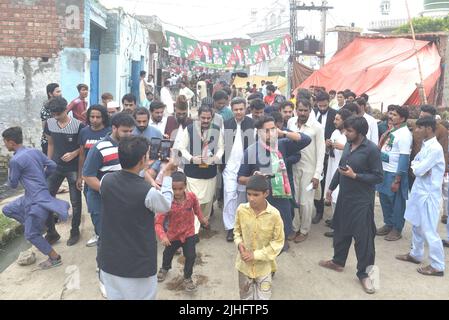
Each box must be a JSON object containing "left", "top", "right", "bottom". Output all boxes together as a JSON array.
[{"left": 295, "top": 37, "right": 442, "bottom": 109}]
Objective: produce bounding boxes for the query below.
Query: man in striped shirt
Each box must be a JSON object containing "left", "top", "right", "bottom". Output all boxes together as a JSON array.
[{"left": 82, "top": 113, "right": 135, "bottom": 242}]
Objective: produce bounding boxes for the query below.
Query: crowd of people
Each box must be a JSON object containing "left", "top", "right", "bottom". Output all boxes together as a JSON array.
[{"left": 2, "top": 74, "right": 449, "bottom": 300}]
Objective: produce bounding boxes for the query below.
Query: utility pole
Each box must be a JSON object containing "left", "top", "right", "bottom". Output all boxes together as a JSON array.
[
  {"left": 288, "top": 0, "right": 298, "bottom": 96},
  {"left": 320, "top": 7, "right": 328, "bottom": 67},
  {"left": 290, "top": 1, "right": 334, "bottom": 79}
]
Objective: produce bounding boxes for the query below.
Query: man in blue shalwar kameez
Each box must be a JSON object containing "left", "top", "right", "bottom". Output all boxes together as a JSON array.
[{"left": 2, "top": 127, "right": 70, "bottom": 269}]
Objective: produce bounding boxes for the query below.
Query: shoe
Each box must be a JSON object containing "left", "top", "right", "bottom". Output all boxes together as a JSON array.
[
  {"left": 395, "top": 253, "right": 421, "bottom": 264},
  {"left": 442, "top": 216, "right": 448, "bottom": 224},
  {"left": 287, "top": 232, "right": 296, "bottom": 241},
  {"left": 417, "top": 265, "right": 444, "bottom": 277},
  {"left": 312, "top": 212, "right": 323, "bottom": 224},
  {"left": 360, "top": 277, "right": 375, "bottom": 294},
  {"left": 86, "top": 235, "right": 99, "bottom": 247},
  {"left": 183, "top": 278, "right": 197, "bottom": 292},
  {"left": 226, "top": 229, "right": 234, "bottom": 242},
  {"left": 67, "top": 232, "right": 80, "bottom": 246},
  {"left": 376, "top": 225, "right": 393, "bottom": 236},
  {"left": 157, "top": 268, "right": 168, "bottom": 282},
  {"left": 443, "top": 240, "right": 449, "bottom": 248},
  {"left": 385, "top": 229, "right": 402, "bottom": 241},
  {"left": 318, "top": 260, "right": 344, "bottom": 272},
  {"left": 38, "top": 256, "right": 62, "bottom": 270},
  {"left": 294, "top": 233, "right": 308, "bottom": 243},
  {"left": 325, "top": 219, "right": 333, "bottom": 228},
  {"left": 45, "top": 232, "right": 61, "bottom": 245},
  {"left": 324, "top": 231, "right": 334, "bottom": 238}
]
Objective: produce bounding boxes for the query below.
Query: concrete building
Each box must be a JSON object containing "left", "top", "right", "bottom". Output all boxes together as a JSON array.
[
  {"left": 0, "top": 0, "right": 156, "bottom": 173},
  {"left": 422, "top": 0, "right": 449, "bottom": 17}
]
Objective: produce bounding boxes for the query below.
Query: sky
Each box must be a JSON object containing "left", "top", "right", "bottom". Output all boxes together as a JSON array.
[{"left": 99, "top": 0, "right": 424, "bottom": 41}]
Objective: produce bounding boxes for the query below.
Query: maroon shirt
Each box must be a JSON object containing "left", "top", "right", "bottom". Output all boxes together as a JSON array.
[{"left": 67, "top": 97, "right": 87, "bottom": 123}]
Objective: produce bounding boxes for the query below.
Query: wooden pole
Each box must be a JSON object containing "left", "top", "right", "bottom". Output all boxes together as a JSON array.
[{"left": 405, "top": 0, "right": 427, "bottom": 104}]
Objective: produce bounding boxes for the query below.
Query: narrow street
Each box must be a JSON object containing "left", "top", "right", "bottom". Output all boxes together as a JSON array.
[{"left": 1, "top": 191, "right": 448, "bottom": 300}]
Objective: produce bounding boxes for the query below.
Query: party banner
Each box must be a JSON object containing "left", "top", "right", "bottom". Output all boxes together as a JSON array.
[{"left": 166, "top": 31, "right": 291, "bottom": 70}]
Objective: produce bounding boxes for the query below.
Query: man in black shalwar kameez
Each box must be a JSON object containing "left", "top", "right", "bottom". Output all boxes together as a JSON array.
[{"left": 319, "top": 116, "right": 383, "bottom": 294}]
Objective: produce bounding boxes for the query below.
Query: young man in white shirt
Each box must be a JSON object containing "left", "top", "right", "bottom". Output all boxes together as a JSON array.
[
  {"left": 396, "top": 116, "right": 445, "bottom": 276},
  {"left": 161, "top": 80, "right": 174, "bottom": 116},
  {"left": 376, "top": 105, "right": 412, "bottom": 241}
]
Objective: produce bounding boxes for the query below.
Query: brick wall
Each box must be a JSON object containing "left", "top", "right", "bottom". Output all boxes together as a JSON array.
[
  {"left": 0, "top": 0, "right": 85, "bottom": 58},
  {"left": 337, "top": 31, "right": 361, "bottom": 53}
]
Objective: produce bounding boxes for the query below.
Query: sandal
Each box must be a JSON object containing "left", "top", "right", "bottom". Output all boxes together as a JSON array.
[
  {"left": 38, "top": 256, "right": 62, "bottom": 270},
  {"left": 417, "top": 265, "right": 444, "bottom": 277},
  {"left": 395, "top": 253, "right": 421, "bottom": 264}
]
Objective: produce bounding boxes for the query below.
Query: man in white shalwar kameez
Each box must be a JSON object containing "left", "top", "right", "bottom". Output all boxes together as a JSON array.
[
  {"left": 222, "top": 98, "right": 255, "bottom": 241},
  {"left": 161, "top": 80, "right": 174, "bottom": 116},
  {"left": 396, "top": 117, "right": 445, "bottom": 276}
]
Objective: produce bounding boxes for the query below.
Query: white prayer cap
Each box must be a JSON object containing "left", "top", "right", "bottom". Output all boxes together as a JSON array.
[{"left": 107, "top": 101, "right": 120, "bottom": 110}]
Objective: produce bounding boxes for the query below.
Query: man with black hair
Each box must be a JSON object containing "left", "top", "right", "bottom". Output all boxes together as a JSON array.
[
  {"left": 223, "top": 98, "right": 255, "bottom": 241},
  {"left": 234, "top": 174, "right": 284, "bottom": 300},
  {"left": 378, "top": 105, "right": 397, "bottom": 141},
  {"left": 98, "top": 136, "right": 175, "bottom": 300},
  {"left": 121, "top": 94, "right": 137, "bottom": 113},
  {"left": 355, "top": 97, "right": 378, "bottom": 145},
  {"left": 149, "top": 102, "right": 168, "bottom": 134},
  {"left": 376, "top": 106, "right": 412, "bottom": 241},
  {"left": 411, "top": 105, "right": 449, "bottom": 192},
  {"left": 313, "top": 91, "right": 337, "bottom": 224},
  {"left": 40, "top": 83, "right": 62, "bottom": 155},
  {"left": 238, "top": 115, "right": 311, "bottom": 252},
  {"left": 44, "top": 96, "right": 85, "bottom": 246},
  {"left": 165, "top": 98, "right": 193, "bottom": 148},
  {"left": 323, "top": 108, "right": 353, "bottom": 237},
  {"left": 342, "top": 102, "right": 359, "bottom": 116},
  {"left": 288, "top": 99, "right": 325, "bottom": 243},
  {"left": 67, "top": 84, "right": 89, "bottom": 123},
  {"left": 180, "top": 106, "right": 224, "bottom": 221},
  {"left": 213, "top": 90, "right": 234, "bottom": 122},
  {"left": 132, "top": 107, "right": 163, "bottom": 141},
  {"left": 202, "top": 97, "right": 224, "bottom": 129},
  {"left": 280, "top": 101, "right": 294, "bottom": 129},
  {"left": 78, "top": 105, "right": 111, "bottom": 247},
  {"left": 332, "top": 91, "right": 345, "bottom": 111},
  {"left": 2, "top": 127, "right": 70, "bottom": 269},
  {"left": 344, "top": 91, "right": 356, "bottom": 103},
  {"left": 320, "top": 116, "right": 383, "bottom": 294},
  {"left": 396, "top": 116, "right": 446, "bottom": 276},
  {"left": 83, "top": 113, "right": 135, "bottom": 245},
  {"left": 248, "top": 98, "right": 265, "bottom": 121},
  {"left": 161, "top": 80, "right": 174, "bottom": 115}
]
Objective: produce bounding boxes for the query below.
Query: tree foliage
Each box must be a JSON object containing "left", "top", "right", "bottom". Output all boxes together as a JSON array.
[{"left": 394, "top": 16, "right": 449, "bottom": 34}]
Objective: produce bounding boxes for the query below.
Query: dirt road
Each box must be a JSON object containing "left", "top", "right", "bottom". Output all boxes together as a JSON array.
[{"left": 1, "top": 191, "right": 448, "bottom": 300}]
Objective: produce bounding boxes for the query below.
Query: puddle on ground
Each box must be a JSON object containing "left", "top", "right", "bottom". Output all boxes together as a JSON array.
[
  {"left": 166, "top": 274, "right": 209, "bottom": 291},
  {"left": 177, "top": 252, "right": 206, "bottom": 266}
]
